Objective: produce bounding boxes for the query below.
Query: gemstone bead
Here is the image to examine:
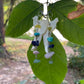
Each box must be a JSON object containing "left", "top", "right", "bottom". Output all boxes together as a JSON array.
[
  {"left": 44, "top": 52, "right": 55, "bottom": 59},
  {"left": 32, "top": 40, "right": 39, "bottom": 46},
  {"left": 49, "top": 60, "right": 53, "bottom": 64},
  {"left": 36, "top": 40, "right": 39, "bottom": 46},
  {"left": 35, "top": 25, "right": 41, "bottom": 28},
  {"left": 34, "top": 33, "right": 40, "bottom": 36},
  {"left": 33, "top": 51, "right": 39, "bottom": 55},
  {"left": 49, "top": 44, "right": 54, "bottom": 48},
  {"left": 33, "top": 59, "right": 41, "bottom": 63},
  {"left": 48, "top": 27, "right": 52, "bottom": 31},
  {"left": 47, "top": 37, "right": 53, "bottom": 42},
  {"left": 32, "top": 41, "right": 36, "bottom": 46}
]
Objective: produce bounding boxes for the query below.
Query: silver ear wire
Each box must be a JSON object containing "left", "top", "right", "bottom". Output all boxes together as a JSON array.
[{"left": 36, "top": 0, "right": 60, "bottom": 4}]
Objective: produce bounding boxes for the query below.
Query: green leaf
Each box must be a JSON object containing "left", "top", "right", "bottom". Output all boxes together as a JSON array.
[
  {"left": 57, "top": 11, "right": 84, "bottom": 45},
  {"left": 49, "top": 1, "right": 84, "bottom": 45},
  {"left": 80, "top": 79, "right": 84, "bottom": 84},
  {"left": 72, "top": 14, "right": 84, "bottom": 28},
  {"left": 27, "top": 34, "right": 67, "bottom": 84},
  {"left": 49, "top": 1, "right": 77, "bottom": 20},
  {"left": 6, "top": 0, "right": 41, "bottom": 37}
]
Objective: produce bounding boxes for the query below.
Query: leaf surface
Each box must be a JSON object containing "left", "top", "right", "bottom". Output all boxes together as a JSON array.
[
  {"left": 6, "top": 0, "right": 41, "bottom": 37},
  {"left": 27, "top": 34, "right": 67, "bottom": 84},
  {"left": 49, "top": 1, "right": 84, "bottom": 45}
]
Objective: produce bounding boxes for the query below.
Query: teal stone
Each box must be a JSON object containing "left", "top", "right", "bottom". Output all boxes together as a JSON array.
[
  {"left": 49, "top": 60, "right": 53, "bottom": 64},
  {"left": 34, "top": 33, "right": 40, "bottom": 36},
  {"left": 33, "top": 59, "right": 41, "bottom": 63},
  {"left": 47, "top": 37, "right": 53, "bottom": 42}
]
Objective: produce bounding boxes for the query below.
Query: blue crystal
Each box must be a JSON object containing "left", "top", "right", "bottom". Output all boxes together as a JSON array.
[
  {"left": 32, "top": 40, "right": 39, "bottom": 46},
  {"left": 33, "top": 59, "right": 41, "bottom": 63},
  {"left": 47, "top": 37, "right": 53, "bottom": 42},
  {"left": 49, "top": 44, "right": 54, "bottom": 48},
  {"left": 34, "top": 33, "right": 40, "bottom": 36},
  {"left": 36, "top": 40, "right": 39, "bottom": 46},
  {"left": 32, "top": 41, "right": 36, "bottom": 46}
]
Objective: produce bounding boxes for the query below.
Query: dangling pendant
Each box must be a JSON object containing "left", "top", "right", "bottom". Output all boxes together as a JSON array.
[
  {"left": 32, "top": 22, "right": 41, "bottom": 63},
  {"left": 49, "top": 60, "right": 53, "bottom": 64},
  {"left": 33, "top": 59, "right": 40, "bottom": 63},
  {"left": 44, "top": 25, "right": 55, "bottom": 64},
  {"left": 49, "top": 57, "right": 53, "bottom": 64},
  {"left": 33, "top": 51, "right": 40, "bottom": 63}
]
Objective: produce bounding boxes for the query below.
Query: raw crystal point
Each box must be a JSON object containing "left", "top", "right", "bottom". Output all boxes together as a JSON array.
[
  {"left": 33, "top": 51, "right": 39, "bottom": 55},
  {"left": 33, "top": 59, "right": 41, "bottom": 63},
  {"left": 34, "top": 32, "right": 40, "bottom": 36},
  {"left": 45, "top": 52, "right": 55, "bottom": 59},
  {"left": 32, "top": 40, "right": 39, "bottom": 46},
  {"left": 49, "top": 44, "right": 54, "bottom": 48},
  {"left": 47, "top": 37, "right": 53, "bottom": 42}
]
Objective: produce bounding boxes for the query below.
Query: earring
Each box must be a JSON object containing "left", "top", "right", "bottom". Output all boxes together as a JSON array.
[
  {"left": 32, "top": 24, "right": 41, "bottom": 63},
  {"left": 44, "top": 25, "right": 55, "bottom": 64},
  {"left": 33, "top": 50, "right": 40, "bottom": 63}
]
